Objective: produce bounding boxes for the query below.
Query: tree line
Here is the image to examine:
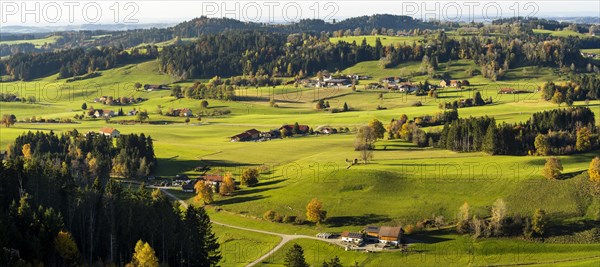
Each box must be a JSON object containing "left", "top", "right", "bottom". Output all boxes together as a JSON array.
[{"left": 0, "top": 130, "right": 221, "bottom": 265}]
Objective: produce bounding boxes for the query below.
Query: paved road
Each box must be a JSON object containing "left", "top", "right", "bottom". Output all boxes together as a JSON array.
[{"left": 156, "top": 187, "right": 339, "bottom": 267}]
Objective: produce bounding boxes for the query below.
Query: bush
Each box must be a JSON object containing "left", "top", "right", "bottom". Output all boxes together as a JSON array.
[
  {"left": 263, "top": 210, "right": 278, "bottom": 221},
  {"left": 283, "top": 215, "right": 297, "bottom": 224},
  {"left": 411, "top": 101, "right": 423, "bottom": 106},
  {"left": 294, "top": 217, "right": 305, "bottom": 225}
]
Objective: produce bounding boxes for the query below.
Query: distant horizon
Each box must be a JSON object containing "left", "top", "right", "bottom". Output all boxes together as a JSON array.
[{"left": 1, "top": 1, "right": 598, "bottom": 27}]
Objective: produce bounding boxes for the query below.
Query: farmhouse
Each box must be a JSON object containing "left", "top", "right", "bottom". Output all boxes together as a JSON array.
[
  {"left": 377, "top": 226, "right": 403, "bottom": 245},
  {"left": 398, "top": 82, "right": 418, "bottom": 93},
  {"left": 202, "top": 174, "right": 227, "bottom": 192},
  {"left": 144, "top": 84, "right": 170, "bottom": 91},
  {"left": 341, "top": 231, "right": 364, "bottom": 244},
  {"left": 280, "top": 124, "right": 309, "bottom": 134},
  {"left": 440, "top": 79, "right": 469, "bottom": 88},
  {"left": 99, "top": 127, "right": 120, "bottom": 138},
  {"left": 94, "top": 110, "right": 116, "bottom": 118},
  {"left": 175, "top": 108, "right": 193, "bottom": 117},
  {"left": 363, "top": 225, "right": 403, "bottom": 245},
  {"left": 182, "top": 180, "right": 196, "bottom": 193},
  {"left": 230, "top": 129, "right": 261, "bottom": 142}
]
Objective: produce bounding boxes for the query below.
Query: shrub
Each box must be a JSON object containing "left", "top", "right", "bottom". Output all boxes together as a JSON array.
[
  {"left": 263, "top": 210, "right": 278, "bottom": 221},
  {"left": 283, "top": 215, "right": 297, "bottom": 224},
  {"left": 411, "top": 101, "right": 423, "bottom": 106}
]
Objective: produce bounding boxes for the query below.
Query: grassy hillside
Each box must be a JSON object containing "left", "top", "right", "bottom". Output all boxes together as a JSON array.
[
  {"left": 1, "top": 57, "right": 599, "bottom": 266},
  {"left": 0, "top": 35, "right": 62, "bottom": 48}
]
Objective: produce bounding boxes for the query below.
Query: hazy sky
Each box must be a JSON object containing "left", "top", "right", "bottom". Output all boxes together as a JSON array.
[{"left": 1, "top": 1, "right": 599, "bottom": 26}]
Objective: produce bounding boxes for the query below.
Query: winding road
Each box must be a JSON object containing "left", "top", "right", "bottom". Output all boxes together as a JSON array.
[{"left": 156, "top": 188, "right": 340, "bottom": 267}]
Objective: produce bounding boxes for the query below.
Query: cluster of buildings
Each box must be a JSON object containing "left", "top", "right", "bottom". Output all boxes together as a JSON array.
[
  {"left": 143, "top": 84, "right": 171, "bottom": 91},
  {"left": 93, "top": 96, "right": 146, "bottom": 106},
  {"left": 439, "top": 79, "right": 470, "bottom": 88},
  {"left": 229, "top": 124, "right": 310, "bottom": 142},
  {"left": 341, "top": 225, "right": 404, "bottom": 246},
  {"left": 300, "top": 73, "right": 370, "bottom": 88},
  {"left": 181, "top": 174, "right": 230, "bottom": 193}
]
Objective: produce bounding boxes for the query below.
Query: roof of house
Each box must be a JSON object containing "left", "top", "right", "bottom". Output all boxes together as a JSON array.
[
  {"left": 99, "top": 127, "right": 118, "bottom": 134},
  {"left": 341, "top": 231, "right": 363, "bottom": 238},
  {"left": 231, "top": 132, "right": 251, "bottom": 140},
  {"left": 365, "top": 225, "right": 380, "bottom": 233},
  {"left": 499, "top": 88, "right": 515, "bottom": 92},
  {"left": 378, "top": 226, "right": 403, "bottom": 238},
  {"left": 245, "top": 129, "right": 261, "bottom": 136}
]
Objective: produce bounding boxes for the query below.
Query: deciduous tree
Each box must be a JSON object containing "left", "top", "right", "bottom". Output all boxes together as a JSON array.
[
  {"left": 219, "top": 172, "right": 235, "bottom": 195},
  {"left": 194, "top": 180, "right": 214, "bottom": 204},
  {"left": 542, "top": 157, "right": 563, "bottom": 180},
  {"left": 306, "top": 198, "right": 326, "bottom": 224}
]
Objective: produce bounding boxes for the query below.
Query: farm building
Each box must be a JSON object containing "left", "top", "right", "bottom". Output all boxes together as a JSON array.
[
  {"left": 98, "top": 127, "right": 120, "bottom": 138},
  {"left": 377, "top": 226, "right": 403, "bottom": 245},
  {"left": 230, "top": 129, "right": 261, "bottom": 142},
  {"left": 341, "top": 231, "right": 364, "bottom": 244},
  {"left": 279, "top": 124, "right": 309, "bottom": 134}
]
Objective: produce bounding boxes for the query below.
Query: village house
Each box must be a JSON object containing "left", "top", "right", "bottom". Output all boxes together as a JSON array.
[
  {"left": 363, "top": 225, "right": 403, "bottom": 245},
  {"left": 94, "top": 110, "right": 115, "bottom": 118},
  {"left": 174, "top": 108, "right": 193, "bottom": 117},
  {"left": 341, "top": 231, "right": 364, "bottom": 244},
  {"left": 230, "top": 129, "right": 261, "bottom": 142},
  {"left": 279, "top": 124, "right": 309, "bottom": 135},
  {"left": 182, "top": 180, "right": 196, "bottom": 193},
  {"left": 144, "top": 84, "right": 170, "bottom": 91},
  {"left": 440, "top": 79, "right": 469, "bottom": 88},
  {"left": 376, "top": 226, "right": 403, "bottom": 245},
  {"left": 398, "top": 82, "right": 418, "bottom": 93},
  {"left": 202, "top": 174, "right": 227, "bottom": 192},
  {"left": 98, "top": 127, "right": 120, "bottom": 138},
  {"left": 128, "top": 109, "right": 139, "bottom": 116}
]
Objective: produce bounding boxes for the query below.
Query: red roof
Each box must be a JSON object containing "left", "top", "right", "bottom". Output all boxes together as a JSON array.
[{"left": 99, "top": 127, "right": 118, "bottom": 134}]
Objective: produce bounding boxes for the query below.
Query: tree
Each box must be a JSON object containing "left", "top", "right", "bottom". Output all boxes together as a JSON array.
[
  {"left": 588, "top": 157, "right": 600, "bottom": 193},
  {"left": 284, "top": 244, "right": 309, "bottom": 267},
  {"left": 2, "top": 114, "right": 16, "bottom": 127},
  {"left": 343, "top": 102, "right": 349, "bottom": 112},
  {"left": 171, "top": 85, "right": 182, "bottom": 97},
  {"left": 81, "top": 102, "right": 87, "bottom": 110},
  {"left": 293, "top": 122, "right": 301, "bottom": 135},
  {"left": 219, "top": 172, "right": 235, "bottom": 195},
  {"left": 194, "top": 180, "right": 214, "bottom": 204},
  {"left": 306, "top": 198, "right": 326, "bottom": 224},
  {"left": 551, "top": 91, "right": 565, "bottom": 106},
  {"left": 183, "top": 206, "right": 221, "bottom": 266},
  {"left": 201, "top": 100, "right": 209, "bottom": 109},
  {"left": 241, "top": 168, "right": 260, "bottom": 186},
  {"left": 531, "top": 209, "right": 548, "bottom": 238},
  {"left": 542, "top": 157, "right": 563, "bottom": 180},
  {"left": 22, "top": 143, "right": 32, "bottom": 160},
  {"left": 354, "top": 126, "right": 377, "bottom": 163},
  {"left": 55, "top": 230, "right": 80, "bottom": 264},
  {"left": 459, "top": 202, "right": 470, "bottom": 221},
  {"left": 137, "top": 110, "right": 149, "bottom": 123},
  {"left": 368, "top": 119, "right": 386, "bottom": 139},
  {"left": 576, "top": 127, "right": 592, "bottom": 152},
  {"left": 490, "top": 198, "right": 507, "bottom": 236},
  {"left": 130, "top": 240, "right": 159, "bottom": 267},
  {"left": 134, "top": 82, "right": 142, "bottom": 90},
  {"left": 534, "top": 134, "right": 550, "bottom": 156},
  {"left": 322, "top": 256, "right": 343, "bottom": 267}
]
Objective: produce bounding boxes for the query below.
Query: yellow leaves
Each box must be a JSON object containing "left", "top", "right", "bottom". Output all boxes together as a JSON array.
[
  {"left": 194, "top": 180, "right": 214, "bottom": 204},
  {"left": 219, "top": 172, "right": 235, "bottom": 196},
  {"left": 22, "top": 143, "right": 32, "bottom": 160},
  {"left": 589, "top": 157, "right": 600, "bottom": 193},
  {"left": 306, "top": 198, "right": 326, "bottom": 224},
  {"left": 131, "top": 240, "right": 159, "bottom": 267}
]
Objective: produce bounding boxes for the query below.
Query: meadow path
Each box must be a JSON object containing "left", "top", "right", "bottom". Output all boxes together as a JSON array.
[{"left": 155, "top": 187, "right": 339, "bottom": 267}]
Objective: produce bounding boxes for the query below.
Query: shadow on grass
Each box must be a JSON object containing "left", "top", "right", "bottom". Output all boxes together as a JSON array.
[
  {"left": 213, "top": 195, "right": 267, "bottom": 205},
  {"left": 234, "top": 185, "right": 284, "bottom": 196},
  {"left": 325, "top": 214, "right": 391, "bottom": 227},
  {"left": 546, "top": 219, "right": 600, "bottom": 237}
]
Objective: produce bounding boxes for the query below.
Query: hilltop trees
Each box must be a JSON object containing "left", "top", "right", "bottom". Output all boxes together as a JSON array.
[
  {"left": 542, "top": 157, "right": 563, "bottom": 180},
  {"left": 306, "top": 198, "right": 327, "bottom": 224}
]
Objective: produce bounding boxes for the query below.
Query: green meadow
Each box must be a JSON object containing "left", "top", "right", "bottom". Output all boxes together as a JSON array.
[
  {"left": 1, "top": 57, "right": 599, "bottom": 266},
  {"left": 0, "top": 35, "right": 63, "bottom": 48}
]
